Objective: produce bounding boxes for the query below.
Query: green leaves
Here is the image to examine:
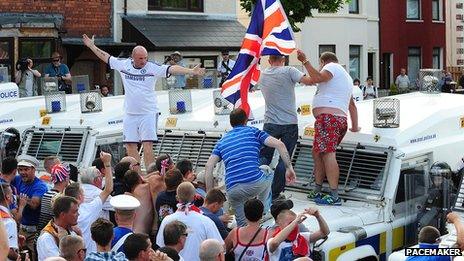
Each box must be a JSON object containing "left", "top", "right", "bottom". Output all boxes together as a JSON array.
[{"left": 239, "top": 0, "right": 350, "bottom": 32}]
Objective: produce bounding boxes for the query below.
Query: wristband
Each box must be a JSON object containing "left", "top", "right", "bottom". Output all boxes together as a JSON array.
[
  {"left": 104, "top": 164, "right": 111, "bottom": 168},
  {"left": 302, "top": 60, "right": 309, "bottom": 65}
]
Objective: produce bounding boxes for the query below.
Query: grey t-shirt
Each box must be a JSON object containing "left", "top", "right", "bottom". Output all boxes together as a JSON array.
[{"left": 259, "top": 66, "right": 304, "bottom": 125}]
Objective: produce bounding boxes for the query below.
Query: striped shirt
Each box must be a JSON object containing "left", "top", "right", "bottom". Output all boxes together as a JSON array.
[
  {"left": 37, "top": 189, "right": 59, "bottom": 232},
  {"left": 212, "top": 126, "right": 269, "bottom": 190}
]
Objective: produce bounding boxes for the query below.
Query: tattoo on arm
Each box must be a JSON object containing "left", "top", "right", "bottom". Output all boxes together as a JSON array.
[{"left": 281, "top": 150, "right": 291, "bottom": 168}]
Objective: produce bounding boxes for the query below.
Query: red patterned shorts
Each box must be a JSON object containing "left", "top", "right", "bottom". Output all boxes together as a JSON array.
[{"left": 313, "top": 114, "right": 347, "bottom": 153}]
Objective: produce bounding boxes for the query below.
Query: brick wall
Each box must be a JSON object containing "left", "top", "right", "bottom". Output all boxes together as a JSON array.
[{"left": 0, "top": 0, "right": 112, "bottom": 37}]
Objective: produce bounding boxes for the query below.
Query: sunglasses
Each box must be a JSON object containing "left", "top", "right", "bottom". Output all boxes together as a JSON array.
[
  {"left": 131, "top": 162, "right": 141, "bottom": 167},
  {"left": 182, "top": 233, "right": 188, "bottom": 237},
  {"left": 78, "top": 248, "right": 87, "bottom": 254},
  {"left": 52, "top": 58, "right": 60, "bottom": 62}
]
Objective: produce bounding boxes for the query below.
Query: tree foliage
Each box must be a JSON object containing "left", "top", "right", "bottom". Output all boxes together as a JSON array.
[{"left": 240, "top": 0, "right": 350, "bottom": 32}]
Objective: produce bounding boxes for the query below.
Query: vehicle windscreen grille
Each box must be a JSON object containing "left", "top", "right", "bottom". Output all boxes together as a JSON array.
[
  {"left": 290, "top": 142, "right": 389, "bottom": 199},
  {"left": 154, "top": 132, "right": 221, "bottom": 171},
  {"left": 19, "top": 128, "right": 87, "bottom": 165},
  {"left": 454, "top": 177, "right": 464, "bottom": 212}
]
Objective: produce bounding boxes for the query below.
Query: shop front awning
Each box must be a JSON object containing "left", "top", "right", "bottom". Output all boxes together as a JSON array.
[
  {"left": 122, "top": 15, "right": 247, "bottom": 51},
  {"left": 0, "top": 13, "right": 63, "bottom": 29}
]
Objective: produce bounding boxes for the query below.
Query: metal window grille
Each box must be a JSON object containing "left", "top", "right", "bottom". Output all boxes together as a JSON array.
[
  {"left": 418, "top": 69, "right": 442, "bottom": 93},
  {"left": 168, "top": 89, "right": 192, "bottom": 114},
  {"left": 154, "top": 131, "right": 221, "bottom": 171},
  {"left": 72, "top": 75, "right": 90, "bottom": 93},
  {"left": 44, "top": 91, "right": 67, "bottom": 113},
  {"left": 18, "top": 127, "right": 89, "bottom": 168},
  {"left": 80, "top": 90, "right": 103, "bottom": 113},
  {"left": 290, "top": 142, "right": 391, "bottom": 201}
]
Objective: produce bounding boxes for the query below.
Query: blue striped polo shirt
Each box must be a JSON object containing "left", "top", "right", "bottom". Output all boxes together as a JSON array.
[{"left": 212, "top": 126, "right": 269, "bottom": 190}]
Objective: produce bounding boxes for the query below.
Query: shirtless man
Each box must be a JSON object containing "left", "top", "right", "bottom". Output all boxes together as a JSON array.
[{"left": 123, "top": 169, "right": 165, "bottom": 240}]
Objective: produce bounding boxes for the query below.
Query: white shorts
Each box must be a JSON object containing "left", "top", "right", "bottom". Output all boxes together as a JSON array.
[{"left": 123, "top": 113, "right": 158, "bottom": 143}]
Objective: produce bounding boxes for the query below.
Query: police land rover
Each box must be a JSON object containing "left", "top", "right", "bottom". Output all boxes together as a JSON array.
[{"left": 1, "top": 81, "right": 464, "bottom": 260}]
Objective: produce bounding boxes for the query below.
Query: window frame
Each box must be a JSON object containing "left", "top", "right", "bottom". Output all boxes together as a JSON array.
[
  {"left": 18, "top": 37, "right": 55, "bottom": 64},
  {"left": 432, "top": 47, "right": 441, "bottom": 69},
  {"left": 318, "top": 45, "right": 336, "bottom": 57},
  {"left": 0, "top": 37, "right": 14, "bottom": 82},
  {"left": 148, "top": 0, "right": 204, "bottom": 12},
  {"left": 406, "top": 0, "right": 421, "bottom": 20},
  {"left": 407, "top": 47, "right": 421, "bottom": 84},
  {"left": 431, "top": 0, "right": 442, "bottom": 21},
  {"left": 349, "top": 0, "right": 359, "bottom": 14},
  {"left": 349, "top": 45, "right": 361, "bottom": 81}
]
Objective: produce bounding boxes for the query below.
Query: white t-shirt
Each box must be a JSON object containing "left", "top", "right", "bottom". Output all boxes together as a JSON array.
[
  {"left": 156, "top": 211, "right": 224, "bottom": 261},
  {"left": 109, "top": 56, "right": 170, "bottom": 115},
  {"left": 37, "top": 230, "right": 77, "bottom": 261},
  {"left": 267, "top": 232, "right": 311, "bottom": 261},
  {"left": 82, "top": 184, "right": 113, "bottom": 219},
  {"left": 352, "top": 85, "right": 363, "bottom": 102},
  {"left": 78, "top": 196, "right": 103, "bottom": 254},
  {"left": 0, "top": 205, "right": 18, "bottom": 261},
  {"left": 312, "top": 63, "right": 353, "bottom": 115},
  {"left": 362, "top": 85, "right": 378, "bottom": 100}
]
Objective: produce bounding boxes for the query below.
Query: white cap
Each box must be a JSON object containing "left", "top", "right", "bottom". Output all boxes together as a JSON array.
[
  {"left": 110, "top": 195, "right": 141, "bottom": 210},
  {"left": 17, "top": 154, "right": 39, "bottom": 169},
  {"left": 172, "top": 51, "right": 181, "bottom": 56}
]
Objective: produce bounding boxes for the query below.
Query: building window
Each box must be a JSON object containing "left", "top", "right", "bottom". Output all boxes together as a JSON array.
[
  {"left": 148, "top": 0, "right": 203, "bottom": 12},
  {"left": 458, "top": 25, "right": 464, "bottom": 31},
  {"left": 457, "top": 3, "right": 463, "bottom": 9},
  {"left": 408, "top": 47, "right": 421, "bottom": 84},
  {"left": 457, "top": 14, "right": 463, "bottom": 20},
  {"left": 457, "top": 48, "right": 464, "bottom": 55},
  {"left": 458, "top": 59, "right": 464, "bottom": 65},
  {"left": 432, "top": 0, "right": 441, "bottom": 21},
  {"left": 458, "top": 37, "right": 464, "bottom": 43},
  {"left": 0, "top": 38, "right": 13, "bottom": 82},
  {"left": 19, "top": 38, "right": 55, "bottom": 70},
  {"left": 349, "top": 45, "right": 361, "bottom": 80},
  {"left": 349, "top": 0, "right": 359, "bottom": 14},
  {"left": 407, "top": 0, "right": 420, "bottom": 20},
  {"left": 319, "top": 45, "right": 336, "bottom": 56},
  {"left": 432, "top": 48, "right": 441, "bottom": 69}
]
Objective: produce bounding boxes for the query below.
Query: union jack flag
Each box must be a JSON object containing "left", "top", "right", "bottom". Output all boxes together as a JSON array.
[{"left": 221, "top": 0, "right": 295, "bottom": 116}]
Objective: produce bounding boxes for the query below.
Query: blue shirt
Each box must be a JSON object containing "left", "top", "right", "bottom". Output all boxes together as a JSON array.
[
  {"left": 111, "top": 227, "right": 133, "bottom": 253},
  {"left": 405, "top": 243, "right": 452, "bottom": 261},
  {"left": 212, "top": 126, "right": 269, "bottom": 190},
  {"left": 44, "top": 63, "right": 70, "bottom": 77},
  {"left": 200, "top": 206, "right": 229, "bottom": 239},
  {"left": 12, "top": 175, "right": 48, "bottom": 225}
]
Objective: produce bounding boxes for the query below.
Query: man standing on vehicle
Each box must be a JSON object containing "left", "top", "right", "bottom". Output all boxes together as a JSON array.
[
  {"left": 297, "top": 50, "right": 360, "bottom": 206},
  {"left": 82, "top": 34, "right": 205, "bottom": 169},
  {"left": 259, "top": 54, "right": 314, "bottom": 200}
]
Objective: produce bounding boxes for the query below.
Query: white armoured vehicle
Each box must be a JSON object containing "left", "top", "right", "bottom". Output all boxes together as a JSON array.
[{"left": 1, "top": 86, "right": 464, "bottom": 261}]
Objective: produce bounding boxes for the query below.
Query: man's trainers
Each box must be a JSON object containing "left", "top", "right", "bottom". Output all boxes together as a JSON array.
[
  {"left": 315, "top": 194, "right": 342, "bottom": 206},
  {"left": 307, "top": 190, "right": 323, "bottom": 200}
]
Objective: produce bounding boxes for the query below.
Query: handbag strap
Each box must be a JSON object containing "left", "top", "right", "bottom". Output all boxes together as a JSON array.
[{"left": 238, "top": 226, "right": 262, "bottom": 261}]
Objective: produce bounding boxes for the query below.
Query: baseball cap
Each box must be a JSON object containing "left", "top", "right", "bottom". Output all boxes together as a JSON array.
[
  {"left": 270, "top": 199, "right": 294, "bottom": 220},
  {"left": 17, "top": 155, "right": 39, "bottom": 169},
  {"left": 51, "top": 163, "right": 70, "bottom": 184},
  {"left": 172, "top": 51, "right": 182, "bottom": 56},
  {"left": 110, "top": 194, "right": 141, "bottom": 210}
]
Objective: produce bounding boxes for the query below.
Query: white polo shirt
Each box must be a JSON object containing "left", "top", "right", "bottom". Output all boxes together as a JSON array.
[
  {"left": 77, "top": 196, "right": 103, "bottom": 254},
  {"left": 109, "top": 56, "right": 170, "bottom": 115},
  {"left": 156, "top": 211, "right": 224, "bottom": 261},
  {"left": 0, "top": 205, "right": 17, "bottom": 261}
]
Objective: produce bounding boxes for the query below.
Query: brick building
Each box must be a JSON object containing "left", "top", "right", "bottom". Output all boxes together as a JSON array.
[
  {"left": 0, "top": 0, "right": 132, "bottom": 91},
  {"left": 379, "top": 0, "right": 446, "bottom": 89}
]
